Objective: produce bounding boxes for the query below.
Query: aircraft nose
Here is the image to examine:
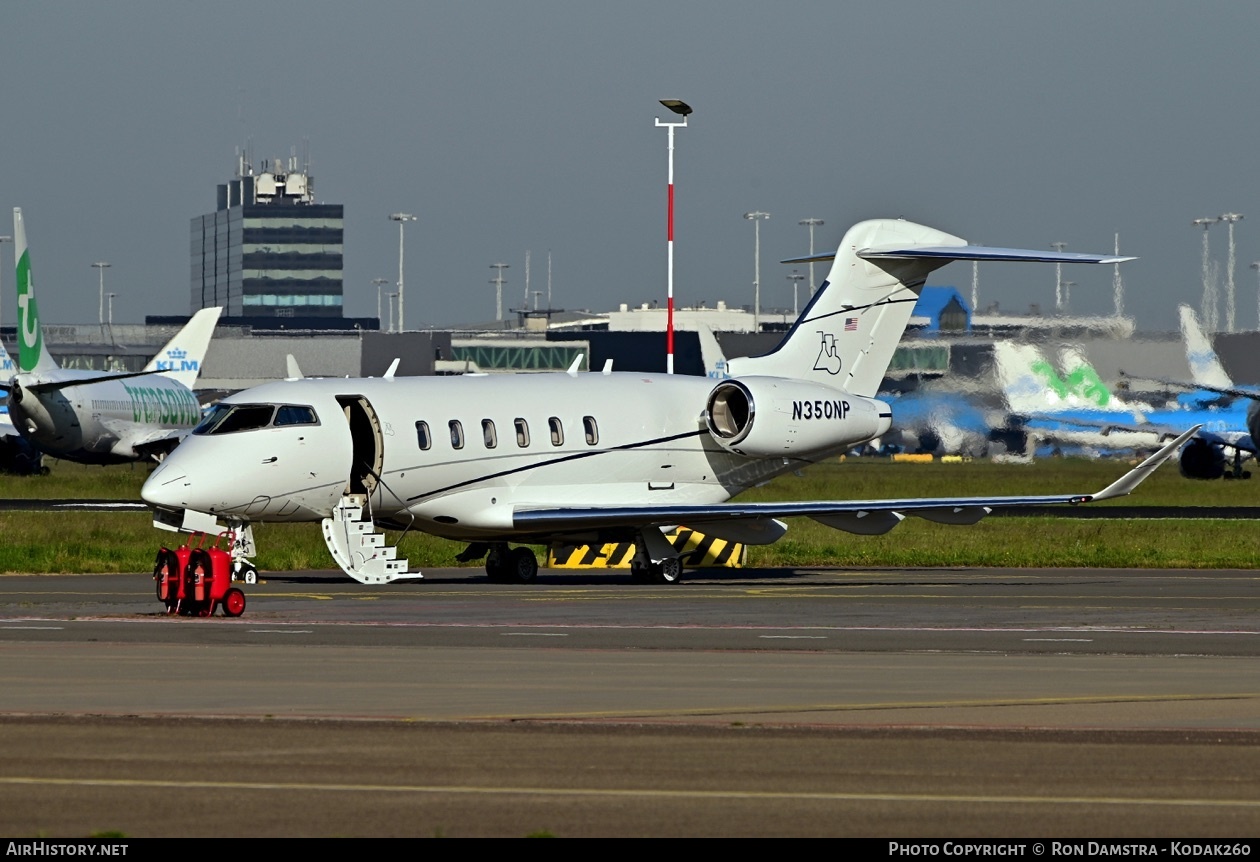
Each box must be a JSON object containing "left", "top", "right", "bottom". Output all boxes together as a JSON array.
[{"left": 141, "top": 461, "right": 189, "bottom": 511}]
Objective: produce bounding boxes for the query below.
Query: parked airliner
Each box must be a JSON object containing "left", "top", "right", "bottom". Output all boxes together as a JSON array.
[
  {"left": 3, "top": 208, "right": 222, "bottom": 464},
  {"left": 141, "top": 217, "right": 1193, "bottom": 585}
]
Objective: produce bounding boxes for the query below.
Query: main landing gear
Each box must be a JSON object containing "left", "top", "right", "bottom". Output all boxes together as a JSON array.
[
  {"left": 629, "top": 556, "right": 683, "bottom": 584},
  {"left": 486, "top": 544, "right": 539, "bottom": 583},
  {"left": 457, "top": 542, "right": 539, "bottom": 583}
]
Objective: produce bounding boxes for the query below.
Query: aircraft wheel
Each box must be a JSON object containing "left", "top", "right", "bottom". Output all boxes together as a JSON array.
[
  {"left": 222, "top": 588, "right": 247, "bottom": 618},
  {"left": 654, "top": 557, "right": 683, "bottom": 584},
  {"left": 629, "top": 563, "right": 653, "bottom": 583},
  {"left": 485, "top": 545, "right": 509, "bottom": 582},
  {"left": 507, "top": 547, "right": 538, "bottom": 584},
  {"left": 232, "top": 560, "right": 259, "bottom": 584}
]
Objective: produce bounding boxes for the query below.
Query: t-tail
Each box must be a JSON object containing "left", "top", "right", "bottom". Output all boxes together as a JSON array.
[
  {"left": 725, "top": 218, "right": 1133, "bottom": 397},
  {"left": 12, "top": 208, "right": 58, "bottom": 376}
]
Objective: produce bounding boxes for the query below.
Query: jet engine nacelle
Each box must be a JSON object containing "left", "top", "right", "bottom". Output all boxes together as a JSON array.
[
  {"left": 6, "top": 378, "right": 58, "bottom": 440},
  {"left": 1178, "top": 437, "right": 1225, "bottom": 480},
  {"left": 704, "top": 377, "right": 890, "bottom": 458}
]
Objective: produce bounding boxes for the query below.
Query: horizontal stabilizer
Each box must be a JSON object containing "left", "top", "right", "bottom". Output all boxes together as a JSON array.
[{"left": 784, "top": 246, "right": 1136, "bottom": 266}]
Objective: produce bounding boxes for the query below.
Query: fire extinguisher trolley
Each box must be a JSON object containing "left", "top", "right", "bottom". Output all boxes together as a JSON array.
[{"left": 153, "top": 531, "right": 248, "bottom": 617}]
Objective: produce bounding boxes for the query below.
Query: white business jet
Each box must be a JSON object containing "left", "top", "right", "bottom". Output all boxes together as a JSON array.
[
  {"left": 3, "top": 208, "right": 222, "bottom": 465},
  {"left": 141, "top": 217, "right": 1195, "bottom": 585}
]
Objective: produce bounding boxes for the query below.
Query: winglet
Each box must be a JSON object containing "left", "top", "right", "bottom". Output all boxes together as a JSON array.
[
  {"left": 285, "top": 355, "right": 304, "bottom": 380},
  {"left": 384, "top": 358, "right": 400, "bottom": 379},
  {"left": 602, "top": 359, "right": 613, "bottom": 375},
  {"left": 1088, "top": 425, "right": 1201, "bottom": 502},
  {"left": 567, "top": 354, "right": 584, "bottom": 377}
]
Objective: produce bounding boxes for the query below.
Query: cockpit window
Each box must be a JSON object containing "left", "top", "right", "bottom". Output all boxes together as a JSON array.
[
  {"left": 274, "top": 405, "right": 319, "bottom": 426},
  {"left": 193, "top": 404, "right": 276, "bottom": 435}
]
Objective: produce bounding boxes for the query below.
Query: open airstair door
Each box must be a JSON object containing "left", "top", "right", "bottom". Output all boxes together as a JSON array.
[
  {"left": 337, "top": 395, "right": 384, "bottom": 501},
  {"left": 323, "top": 394, "right": 414, "bottom": 584}
]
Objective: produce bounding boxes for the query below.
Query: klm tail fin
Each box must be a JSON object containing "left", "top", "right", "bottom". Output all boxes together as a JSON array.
[
  {"left": 0, "top": 340, "right": 15, "bottom": 377},
  {"left": 725, "top": 218, "right": 1133, "bottom": 397},
  {"left": 697, "top": 325, "right": 729, "bottom": 379},
  {"left": 12, "top": 208, "right": 58, "bottom": 376},
  {"left": 1178, "top": 304, "right": 1234, "bottom": 390},
  {"left": 142, "top": 307, "right": 222, "bottom": 389}
]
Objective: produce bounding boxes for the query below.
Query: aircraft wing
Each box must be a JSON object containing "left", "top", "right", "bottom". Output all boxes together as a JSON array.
[
  {"left": 513, "top": 426, "right": 1197, "bottom": 537},
  {"left": 1196, "top": 428, "right": 1257, "bottom": 454}
]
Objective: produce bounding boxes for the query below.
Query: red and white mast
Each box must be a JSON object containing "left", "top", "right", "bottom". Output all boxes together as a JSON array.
[{"left": 656, "top": 100, "right": 692, "bottom": 375}]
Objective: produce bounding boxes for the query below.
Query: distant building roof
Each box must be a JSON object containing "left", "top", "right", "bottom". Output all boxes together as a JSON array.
[{"left": 910, "top": 286, "right": 970, "bottom": 333}]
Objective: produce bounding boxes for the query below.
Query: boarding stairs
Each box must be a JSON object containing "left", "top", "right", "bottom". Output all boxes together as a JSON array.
[{"left": 320, "top": 494, "right": 419, "bottom": 584}]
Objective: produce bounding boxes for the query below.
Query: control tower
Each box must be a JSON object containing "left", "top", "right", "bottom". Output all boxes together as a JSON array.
[{"left": 191, "top": 148, "right": 355, "bottom": 324}]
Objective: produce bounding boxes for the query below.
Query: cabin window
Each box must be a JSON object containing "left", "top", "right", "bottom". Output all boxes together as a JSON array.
[
  {"left": 514, "top": 418, "right": 530, "bottom": 447},
  {"left": 416, "top": 421, "right": 431, "bottom": 450},
  {"left": 449, "top": 420, "right": 464, "bottom": 450},
  {"left": 482, "top": 419, "right": 497, "bottom": 449},
  {"left": 549, "top": 417, "right": 564, "bottom": 446},
  {"left": 194, "top": 403, "right": 275, "bottom": 435},
  {"left": 274, "top": 405, "right": 319, "bottom": 426},
  {"left": 583, "top": 416, "right": 599, "bottom": 446}
]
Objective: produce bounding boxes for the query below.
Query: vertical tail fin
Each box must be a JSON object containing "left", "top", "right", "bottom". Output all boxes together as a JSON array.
[
  {"left": 725, "top": 218, "right": 1132, "bottom": 398},
  {"left": 994, "top": 342, "right": 1059, "bottom": 412},
  {"left": 726, "top": 219, "right": 967, "bottom": 396},
  {"left": 12, "top": 208, "right": 58, "bottom": 375},
  {"left": 1179, "top": 304, "right": 1234, "bottom": 390},
  {"left": 142, "top": 307, "right": 222, "bottom": 389}
]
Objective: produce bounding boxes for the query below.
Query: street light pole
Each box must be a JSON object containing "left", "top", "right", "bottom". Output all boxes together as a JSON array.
[
  {"left": 389, "top": 213, "right": 416, "bottom": 332},
  {"left": 798, "top": 218, "right": 824, "bottom": 297},
  {"left": 787, "top": 271, "right": 805, "bottom": 316},
  {"left": 1193, "top": 217, "right": 1221, "bottom": 332},
  {"left": 1220, "top": 213, "right": 1244, "bottom": 333},
  {"left": 0, "top": 235, "right": 11, "bottom": 332},
  {"left": 656, "top": 99, "right": 692, "bottom": 374},
  {"left": 1049, "top": 243, "right": 1066, "bottom": 311},
  {"left": 372, "top": 278, "right": 390, "bottom": 331},
  {"left": 744, "top": 212, "right": 770, "bottom": 332},
  {"left": 489, "top": 263, "right": 509, "bottom": 321},
  {"left": 92, "top": 261, "right": 111, "bottom": 326},
  {"left": 1251, "top": 261, "right": 1260, "bottom": 330}
]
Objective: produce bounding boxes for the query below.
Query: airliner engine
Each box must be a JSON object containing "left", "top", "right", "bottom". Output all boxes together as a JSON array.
[
  {"left": 704, "top": 377, "right": 890, "bottom": 458},
  {"left": 1178, "top": 437, "right": 1225, "bottom": 480}
]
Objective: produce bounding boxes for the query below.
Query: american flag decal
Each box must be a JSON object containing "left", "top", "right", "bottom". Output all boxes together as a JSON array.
[{"left": 844, "top": 317, "right": 858, "bottom": 331}]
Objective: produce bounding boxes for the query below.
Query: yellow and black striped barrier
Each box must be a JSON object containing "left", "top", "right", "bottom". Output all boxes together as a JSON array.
[{"left": 548, "top": 527, "right": 745, "bottom": 569}]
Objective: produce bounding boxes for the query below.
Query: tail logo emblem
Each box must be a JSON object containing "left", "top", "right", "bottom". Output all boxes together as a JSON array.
[{"left": 813, "top": 332, "right": 841, "bottom": 375}]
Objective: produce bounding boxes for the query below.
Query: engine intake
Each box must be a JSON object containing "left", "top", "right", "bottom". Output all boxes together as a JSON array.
[
  {"left": 704, "top": 377, "right": 890, "bottom": 458},
  {"left": 1178, "top": 437, "right": 1224, "bottom": 480}
]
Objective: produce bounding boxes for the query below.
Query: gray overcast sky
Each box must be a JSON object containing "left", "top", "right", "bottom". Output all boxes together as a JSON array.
[{"left": 3, "top": 1, "right": 1258, "bottom": 334}]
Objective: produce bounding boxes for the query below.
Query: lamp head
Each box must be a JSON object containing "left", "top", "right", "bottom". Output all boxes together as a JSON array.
[{"left": 659, "top": 99, "right": 692, "bottom": 117}]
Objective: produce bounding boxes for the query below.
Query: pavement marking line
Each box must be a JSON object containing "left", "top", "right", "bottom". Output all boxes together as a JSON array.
[
  {"left": 1, "top": 626, "right": 64, "bottom": 630},
  {"left": 501, "top": 632, "right": 569, "bottom": 637},
  {"left": 1023, "top": 638, "right": 1094, "bottom": 642},
  {"left": 454, "top": 692, "right": 1260, "bottom": 722},
  {"left": 759, "top": 635, "right": 827, "bottom": 640},
  {"left": 1, "top": 776, "right": 1258, "bottom": 809},
  {"left": 248, "top": 630, "right": 313, "bottom": 635}
]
